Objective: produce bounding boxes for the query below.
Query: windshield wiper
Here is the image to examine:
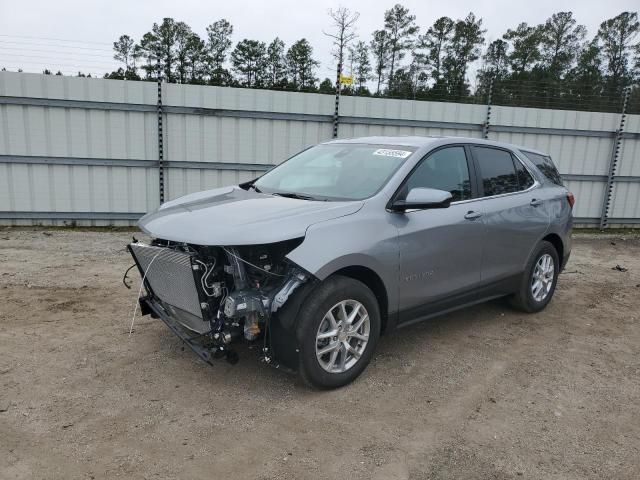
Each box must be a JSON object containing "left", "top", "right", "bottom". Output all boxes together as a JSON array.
[
  {"left": 247, "top": 183, "right": 262, "bottom": 193},
  {"left": 271, "top": 192, "right": 316, "bottom": 200}
]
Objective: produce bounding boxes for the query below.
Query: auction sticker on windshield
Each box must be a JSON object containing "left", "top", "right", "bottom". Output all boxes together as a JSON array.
[{"left": 373, "top": 149, "right": 413, "bottom": 158}]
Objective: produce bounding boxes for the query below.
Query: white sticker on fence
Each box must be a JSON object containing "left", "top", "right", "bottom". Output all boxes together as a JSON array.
[{"left": 373, "top": 149, "right": 412, "bottom": 158}]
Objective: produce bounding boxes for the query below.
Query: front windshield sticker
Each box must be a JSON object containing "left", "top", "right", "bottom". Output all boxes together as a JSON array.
[{"left": 373, "top": 149, "right": 413, "bottom": 159}]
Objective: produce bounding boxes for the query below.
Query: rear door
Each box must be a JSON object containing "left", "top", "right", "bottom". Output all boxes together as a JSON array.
[
  {"left": 393, "top": 145, "right": 486, "bottom": 319},
  {"left": 470, "top": 146, "right": 550, "bottom": 283}
]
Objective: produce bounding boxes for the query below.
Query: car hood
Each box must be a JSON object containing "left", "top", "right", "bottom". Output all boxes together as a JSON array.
[{"left": 138, "top": 186, "right": 364, "bottom": 245}]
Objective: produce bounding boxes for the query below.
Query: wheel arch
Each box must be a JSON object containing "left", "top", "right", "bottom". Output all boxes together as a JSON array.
[
  {"left": 541, "top": 233, "right": 564, "bottom": 270},
  {"left": 330, "top": 265, "right": 390, "bottom": 333}
]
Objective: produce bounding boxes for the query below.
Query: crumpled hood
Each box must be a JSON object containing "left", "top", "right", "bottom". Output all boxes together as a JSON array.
[{"left": 138, "top": 186, "right": 363, "bottom": 245}]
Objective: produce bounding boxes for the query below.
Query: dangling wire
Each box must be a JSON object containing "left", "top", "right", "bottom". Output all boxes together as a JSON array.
[{"left": 129, "top": 251, "right": 161, "bottom": 337}]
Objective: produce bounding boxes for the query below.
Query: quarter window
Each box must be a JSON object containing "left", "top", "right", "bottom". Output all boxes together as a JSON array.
[
  {"left": 521, "top": 151, "right": 564, "bottom": 186},
  {"left": 514, "top": 158, "right": 535, "bottom": 190},
  {"left": 404, "top": 147, "right": 471, "bottom": 202},
  {"left": 473, "top": 147, "right": 519, "bottom": 197}
]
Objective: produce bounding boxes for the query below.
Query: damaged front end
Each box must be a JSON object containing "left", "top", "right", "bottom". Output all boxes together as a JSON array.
[{"left": 127, "top": 238, "right": 312, "bottom": 370}]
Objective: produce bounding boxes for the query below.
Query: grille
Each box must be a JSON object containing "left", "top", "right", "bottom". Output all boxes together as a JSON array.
[{"left": 129, "top": 243, "right": 202, "bottom": 319}]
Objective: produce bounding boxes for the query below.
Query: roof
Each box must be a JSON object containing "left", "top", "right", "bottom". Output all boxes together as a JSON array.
[{"left": 323, "top": 135, "right": 549, "bottom": 156}]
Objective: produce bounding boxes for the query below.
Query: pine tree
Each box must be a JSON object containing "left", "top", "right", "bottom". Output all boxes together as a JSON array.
[
  {"left": 231, "top": 39, "right": 267, "bottom": 87},
  {"left": 597, "top": 11, "right": 640, "bottom": 94},
  {"left": 370, "top": 30, "right": 390, "bottom": 94},
  {"left": 349, "top": 41, "right": 372, "bottom": 93},
  {"left": 265, "top": 38, "right": 287, "bottom": 88},
  {"left": 540, "top": 12, "right": 586, "bottom": 79},
  {"left": 286, "top": 39, "right": 319, "bottom": 91},
  {"left": 206, "top": 19, "right": 234, "bottom": 86},
  {"left": 442, "top": 13, "right": 485, "bottom": 98},
  {"left": 383, "top": 4, "right": 419, "bottom": 90},
  {"left": 423, "top": 16, "right": 455, "bottom": 86}
]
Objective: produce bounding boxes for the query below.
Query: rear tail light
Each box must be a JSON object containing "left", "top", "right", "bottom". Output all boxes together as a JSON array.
[{"left": 567, "top": 192, "right": 575, "bottom": 208}]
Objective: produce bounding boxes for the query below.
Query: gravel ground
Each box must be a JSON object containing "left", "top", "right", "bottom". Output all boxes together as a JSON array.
[{"left": 1, "top": 229, "right": 639, "bottom": 479}]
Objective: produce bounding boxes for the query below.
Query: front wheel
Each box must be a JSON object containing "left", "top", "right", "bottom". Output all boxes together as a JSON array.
[
  {"left": 296, "top": 276, "right": 381, "bottom": 389},
  {"left": 510, "top": 240, "right": 560, "bottom": 313}
]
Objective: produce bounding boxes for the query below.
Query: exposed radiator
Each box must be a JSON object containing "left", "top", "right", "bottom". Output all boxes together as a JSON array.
[{"left": 129, "top": 242, "right": 202, "bottom": 319}]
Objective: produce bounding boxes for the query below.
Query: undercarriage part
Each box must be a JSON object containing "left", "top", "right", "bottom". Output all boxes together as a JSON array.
[{"left": 244, "top": 312, "right": 260, "bottom": 341}]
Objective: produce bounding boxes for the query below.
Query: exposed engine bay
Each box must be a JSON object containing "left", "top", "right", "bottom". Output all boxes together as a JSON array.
[{"left": 127, "top": 237, "right": 311, "bottom": 368}]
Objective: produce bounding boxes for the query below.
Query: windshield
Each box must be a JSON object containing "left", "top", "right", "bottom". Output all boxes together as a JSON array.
[{"left": 253, "top": 144, "right": 416, "bottom": 201}]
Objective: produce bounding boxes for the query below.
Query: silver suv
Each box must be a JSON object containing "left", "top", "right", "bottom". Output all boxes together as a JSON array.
[{"left": 128, "top": 136, "right": 573, "bottom": 388}]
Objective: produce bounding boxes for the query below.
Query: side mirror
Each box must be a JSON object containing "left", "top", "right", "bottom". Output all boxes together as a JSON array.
[{"left": 390, "top": 187, "right": 453, "bottom": 212}]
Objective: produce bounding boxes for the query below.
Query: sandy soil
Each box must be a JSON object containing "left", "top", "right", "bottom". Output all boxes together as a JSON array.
[{"left": 1, "top": 229, "right": 639, "bottom": 479}]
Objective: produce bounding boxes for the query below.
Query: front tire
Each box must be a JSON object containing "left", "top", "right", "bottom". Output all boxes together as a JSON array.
[
  {"left": 510, "top": 240, "right": 560, "bottom": 313},
  {"left": 296, "top": 275, "right": 381, "bottom": 389}
]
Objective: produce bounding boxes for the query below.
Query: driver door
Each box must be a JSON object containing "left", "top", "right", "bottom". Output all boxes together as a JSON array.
[{"left": 392, "top": 145, "right": 486, "bottom": 323}]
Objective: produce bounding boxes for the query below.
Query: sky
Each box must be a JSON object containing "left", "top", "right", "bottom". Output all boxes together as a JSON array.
[{"left": 0, "top": 0, "right": 638, "bottom": 81}]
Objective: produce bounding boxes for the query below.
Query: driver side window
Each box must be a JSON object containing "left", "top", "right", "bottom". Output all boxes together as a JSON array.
[{"left": 404, "top": 146, "right": 471, "bottom": 202}]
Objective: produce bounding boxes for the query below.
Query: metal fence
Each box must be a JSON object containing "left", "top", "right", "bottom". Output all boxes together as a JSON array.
[{"left": 1, "top": 71, "right": 639, "bottom": 227}]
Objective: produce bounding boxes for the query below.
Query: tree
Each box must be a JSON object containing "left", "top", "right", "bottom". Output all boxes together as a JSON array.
[
  {"left": 443, "top": 13, "right": 485, "bottom": 97},
  {"left": 566, "top": 39, "right": 604, "bottom": 105},
  {"left": 383, "top": 4, "right": 419, "bottom": 90},
  {"left": 231, "top": 39, "right": 267, "bottom": 87},
  {"left": 265, "top": 37, "right": 287, "bottom": 88},
  {"left": 476, "top": 39, "right": 509, "bottom": 99},
  {"left": 324, "top": 7, "right": 360, "bottom": 96},
  {"left": 206, "top": 19, "right": 234, "bottom": 85},
  {"left": 348, "top": 40, "right": 372, "bottom": 93},
  {"left": 174, "top": 22, "right": 197, "bottom": 83},
  {"left": 540, "top": 12, "right": 586, "bottom": 79},
  {"left": 318, "top": 78, "right": 334, "bottom": 94},
  {"left": 185, "top": 33, "right": 207, "bottom": 84},
  {"left": 597, "top": 11, "right": 640, "bottom": 93},
  {"left": 113, "top": 35, "right": 137, "bottom": 71},
  {"left": 370, "top": 30, "right": 390, "bottom": 94},
  {"left": 407, "top": 50, "right": 429, "bottom": 98},
  {"left": 503, "top": 22, "right": 543, "bottom": 75},
  {"left": 423, "top": 16, "right": 455, "bottom": 85},
  {"left": 137, "top": 18, "right": 180, "bottom": 82},
  {"left": 286, "top": 39, "right": 319, "bottom": 90}
]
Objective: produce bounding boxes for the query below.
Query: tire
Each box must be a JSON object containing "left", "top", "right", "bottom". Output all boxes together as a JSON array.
[
  {"left": 296, "top": 275, "right": 381, "bottom": 389},
  {"left": 509, "top": 240, "right": 560, "bottom": 313}
]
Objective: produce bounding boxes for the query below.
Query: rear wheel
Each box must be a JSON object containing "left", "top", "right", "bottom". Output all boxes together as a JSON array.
[
  {"left": 296, "top": 276, "right": 380, "bottom": 389},
  {"left": 510, "top": 240, "right": 559, "bottom": 313}
]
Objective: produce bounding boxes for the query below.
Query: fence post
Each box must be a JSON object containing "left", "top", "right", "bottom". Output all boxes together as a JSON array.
[
  {"left": 599, "top": 87, "right": 630, "bottom": 229},
  {"left": 483, "top": 75, "right": 494, "bottom": 140},
  {"left": 156, "top": 58, "right": 165, "bottom": 205},
  {"left": 332, "top": 60, "right": 342, "bottom": 139}
]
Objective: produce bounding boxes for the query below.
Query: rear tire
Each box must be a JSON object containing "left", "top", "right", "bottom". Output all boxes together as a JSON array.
[
  {"left": 296, "top": 275, "right": 380, "bottom": 389},
  {"left": 510, "top": 240, "right": 559, "bottom": 313}
]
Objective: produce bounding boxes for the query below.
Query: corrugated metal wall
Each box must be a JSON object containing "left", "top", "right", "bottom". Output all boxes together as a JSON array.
[{"left": 1, "top": 71, "right": 639, "bottom": 227}]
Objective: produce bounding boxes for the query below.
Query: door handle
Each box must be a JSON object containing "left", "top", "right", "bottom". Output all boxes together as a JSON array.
[
  {"left": 530, "top": 198, "right": 543, "bottom": 207},
  {"left": 464, "top": 211, "right": 483, "bottom": 220}
]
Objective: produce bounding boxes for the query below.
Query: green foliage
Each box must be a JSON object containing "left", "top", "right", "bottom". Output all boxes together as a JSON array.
[
  {"left": 383, "top": 4, "right": 419, "bottom": 89},
  {"left": 90, "top": 8, "right": 640, "bottom": 113},
  {"left": 423, "top": 17, "right": 455, "bottom": 83},
  {"left": 597, "top": 11, "right": 640, "bottom": 94},
  {"left": 206, "top": 19, "right": 233, "bottom": 85},
  {"left": 349, "top": 41, "right": 372, "bottom": 91},
  {"left": 266, "top": 38, "right": 287, "bottom": 88},
  {"left": 231, "top": 39, "right": 267, "bottom": 87},
  {"left": 370, "top": 30, "right": 390, "bottom": 94},
  {"left": 318, "top": 78, "right": 334, "bottom": 94},
  {"left": 442, "top": 13, "right": 485, "bottom": 98},
  {"left": 286, "top": 39, "right": 319, "bottom": 91}
]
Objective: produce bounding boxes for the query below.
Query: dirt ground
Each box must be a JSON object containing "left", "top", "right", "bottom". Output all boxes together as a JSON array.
[{"left": 1, "top": 229, "right": 639, "bottom": 480}]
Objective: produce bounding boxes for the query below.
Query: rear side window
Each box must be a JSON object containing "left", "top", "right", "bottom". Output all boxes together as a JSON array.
[
  {"left": 514, "top": 159, "right": 535, "bottom": 190},
  {"left": 473, "top": 147, "right": 519, "bottom": 196},
  {"left": 521, "top": 151, "right": 563, "bottom": 186}
]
